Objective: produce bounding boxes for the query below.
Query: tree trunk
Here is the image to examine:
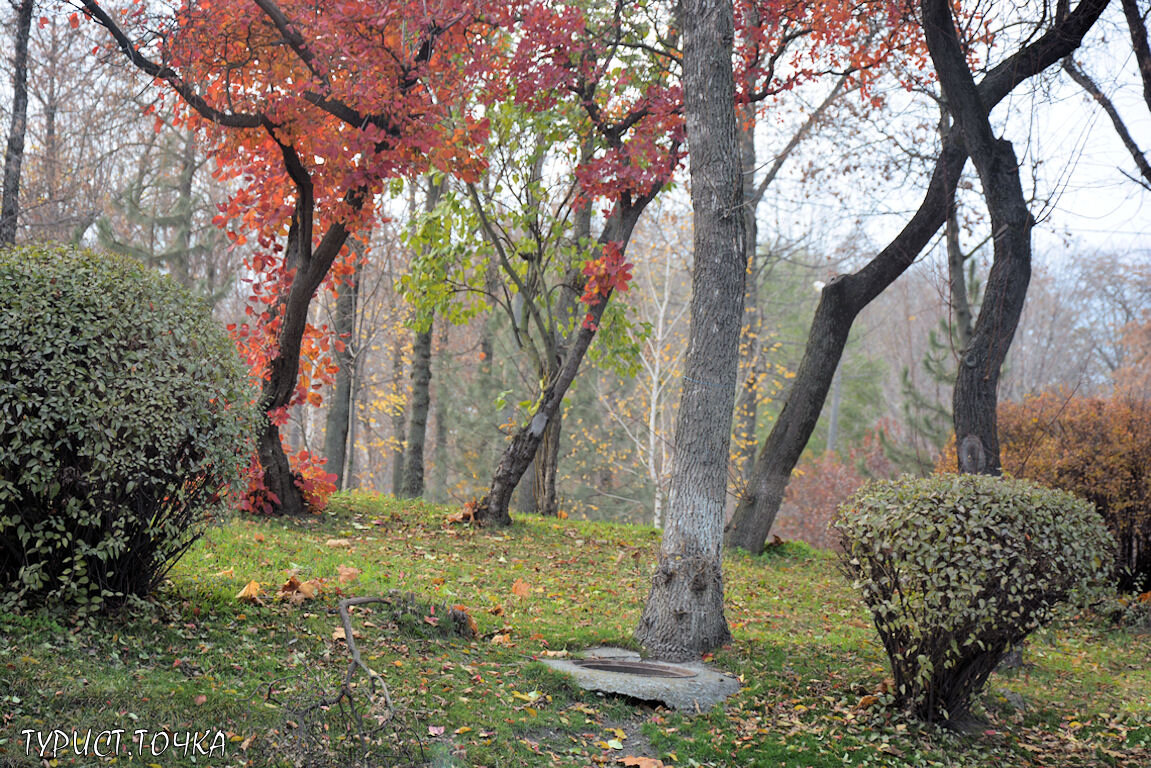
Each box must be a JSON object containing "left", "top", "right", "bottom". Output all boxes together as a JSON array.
[
  {"left": 473, "top": 202, "right": 649, "bottom": 525},
  {"left": 391, "top": 342, "right": 407, "bottom": 496},
  {"left": 723, "top": 0, "right": 1109, "bottom": 553},
  {"left": 733, "top": 104, "right": 761, "bottom": 484},
  {"left": 401, "top": 177, "right": 444, "bottom": 499},
  {"left": 401, "top": 323, "right": 434, "bottom": 498},
  {"left": 635, "top": 0, "right": 742, "bottom": 661},
  {"left": 431, "top": 323, "right": 450, "bottom": 503},
  {"left": 1, "top": 0, "right": 34, "bottom": 246},
  {"left": 921, "top": 0, "right": 1035, "bottom": 477},
  {"left": 531, "top": 407, "right": 563, "bottom": 516},
  {"left": 324, "top": 264, "right": 358, "bottom": 488}
]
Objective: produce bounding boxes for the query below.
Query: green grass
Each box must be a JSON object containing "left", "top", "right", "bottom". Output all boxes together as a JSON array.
[{"left": 1, "top": 491, "right": 1148, "bottom": 767}]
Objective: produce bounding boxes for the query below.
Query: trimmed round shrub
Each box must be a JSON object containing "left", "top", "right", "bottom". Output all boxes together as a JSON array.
[
  {"left": 0, "top": 245, "right": 255, "bottom": 613},
  {"left": 834, "top": 474, "right": 1113, "bottom": 725}
]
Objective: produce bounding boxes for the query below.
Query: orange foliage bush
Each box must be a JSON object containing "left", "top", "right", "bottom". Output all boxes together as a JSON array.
[
  {"left": 939, "top": 392, "right": 1151, "bottom": 590},
  {"left": 772, "top": 433, "right": 894, "bottom": 550}
]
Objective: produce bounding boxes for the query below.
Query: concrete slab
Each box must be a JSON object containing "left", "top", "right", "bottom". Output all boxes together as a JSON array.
[{"left": 541, "top": 647, "right": 740, "bottom": 714}]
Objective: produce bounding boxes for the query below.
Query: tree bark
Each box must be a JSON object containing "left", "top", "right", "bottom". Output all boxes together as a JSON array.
[
  {"left": 724, "top": 0, "right": 1111, "bottom": 553},
  {"left": 401, "top": 177, "right": 444, "bottom": 499},
  {"left": 531, "top": 408, "right": 563, "bottom": 516},
  {"left": 401, "top": 323, "right": 434, "bottom": 498},
  {"left": 921, "top": 0, "right": 1035, "bottom": 477},
  {"left": 635, "top": 0, "right": 742, "bottom": 661},
  {"left": 390, "top": 342, "right": 407, "bottom": 496},
  {"left": 1, "top": 0, "right": 35, "bottom": 246},
  {"left": 733, "top": 104, "right": 762, "bottom": 484},
  {"left": 324, "top": 263, "right": 358, "bottom": 488}
]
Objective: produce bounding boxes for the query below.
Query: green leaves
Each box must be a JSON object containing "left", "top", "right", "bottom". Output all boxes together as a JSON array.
[{"left": 0, "top": 244, "right": 257, "bottom": 614}]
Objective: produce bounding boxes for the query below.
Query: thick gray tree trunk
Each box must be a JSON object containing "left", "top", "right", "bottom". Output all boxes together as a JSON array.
[
  {"left": 1, "top": 0, "right": 35, "bottom": 246},
  {"left": 921, "top": 0, "right": 1034, "bottom": 477},
  {"left": 635, "top": 0, "right": 742, "bottom": 661},
  {"left": 723, "top": 0, "right": 1110, "bottom": 553}
]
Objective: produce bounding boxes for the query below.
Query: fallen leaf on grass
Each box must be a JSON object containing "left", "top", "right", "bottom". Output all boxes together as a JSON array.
[
  {"left": 325, "top": 538, "right": 352, "bottom": 548},
  {"left": 279, "top": 576, "right": 319, "bottom": 604},
  {"left": 428, "top": 726, "right": 445, "bottom": 737},
  {"left": 253, "top": 533, "right": 265, "bottom": 543},
  {"left": 337, "top": 565, "right": 361, "bottom": 584},
  {"left": 193, "top": 695, "right": 207, "bottom": 706},
  {"left": 236, "top": 581, "right": 263, "bottom": 604},
  {"left": 618, "top": 758, "right": 664, "bottom": 768},
  {"left": 332, "top": 626, "right": 362, "bottom": 641},
  {"left": 511, "top": 578, "right": 530, "bottom": 597},
  {"left": 445, "top": 502, "right": 476, "bottom": 524},
  {"left": 214, "top": 567, "right": 234, "bottom": 578}
]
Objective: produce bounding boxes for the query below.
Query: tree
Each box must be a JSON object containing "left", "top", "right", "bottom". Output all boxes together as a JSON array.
[
  {"left": 921, "top": 0, "right": 1035, "bottom": 476},
  {"left": 0, "top": 0, "right": 34, "bottom": 246},
  {"left": 725, "top": 0, "right": 1112, "bottom": 553},
  {"left": 634, "top": 0, "right": 742, "bottom": 661},
  {"left": 80, "top": 0, "right": 496, "bottom": 514}
]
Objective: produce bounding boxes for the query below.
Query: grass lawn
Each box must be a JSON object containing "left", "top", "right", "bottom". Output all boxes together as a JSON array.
[{"left": 2, "top": 491, "right": 1148, "bottom": 767}]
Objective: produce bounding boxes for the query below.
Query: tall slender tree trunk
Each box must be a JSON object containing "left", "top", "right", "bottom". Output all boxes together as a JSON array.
[
  {"left": 1, "top": 0, "right": 35, "bottom": 246},
  {"left": 921, "top": 0, "right": 1034, "bottom": 476},
  {"left": 324, "top": 262, "right": 359, "bottom": 488},
  {"left": 402, "top": 323, "right": 434, "bottom": 497},
  {"left": 733, "top": 104, "right": 762, "bottom": 484},
  {"left": 635, "top": 0, "right": 742, "bottom": 661},
  {"left": 431, "top": 323, "right": 450, "bottom": 503},
  {"left": 723, "top": 0, "right": 1109, "bottom": 553},
  {"left": 401, "top": 177, "right": 444, "bottom": 498},
  {"left": 391, "top": 343, "right": 407, "bottom": 496}
]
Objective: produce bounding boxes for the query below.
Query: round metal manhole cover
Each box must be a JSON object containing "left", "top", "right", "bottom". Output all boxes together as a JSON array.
[{"left": 570, "top": 659, "right": 698, "bottom": 678}]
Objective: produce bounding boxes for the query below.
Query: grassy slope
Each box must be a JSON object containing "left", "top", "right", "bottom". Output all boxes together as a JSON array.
[{"left": 0, "top": 491, "right": 1147, "bottom": 768}]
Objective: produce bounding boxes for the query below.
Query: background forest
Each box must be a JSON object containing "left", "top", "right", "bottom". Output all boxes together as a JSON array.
[{"left": 2, "top": 0, "right": 1150, "bottom": 537}]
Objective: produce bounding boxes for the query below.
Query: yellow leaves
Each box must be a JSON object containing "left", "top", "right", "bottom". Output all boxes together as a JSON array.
[
  {"left": 856, "top": 694, "right": 879, "bottom": 709},
  {"left": 236, "top": 580, "right": 262, "bottom": 603},
  {"left": 325, "top": 538, "right": 353, "bottom": 548}
]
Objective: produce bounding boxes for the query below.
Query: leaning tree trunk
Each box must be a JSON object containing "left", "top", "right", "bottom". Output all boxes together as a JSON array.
[
  {"left": 635, "top": 0, "right": 742, "bottom": 661},
  {"left": 921, "top": 0, "right": 1034, "bottom": 476},
  {"left": 0, "top": 0, "right": 34, "bottom": 246},
  {"left": 723, "top": 0, "right": 1110, "bottom": 554},
  {"left": 473, "top": 201, "right": 649, "bottom": 525},
  {"left": 258, "top": 216, "right": 355, "bottom": 515}
]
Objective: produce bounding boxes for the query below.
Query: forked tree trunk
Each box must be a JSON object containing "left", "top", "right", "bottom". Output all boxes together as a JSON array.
[
  {"left": 921, "top": 0, "right": 1034, "bottom": 477},
  {"left": 635, "top": 0, "right": 742, "bottom": 661},
  {"left": 1, "top": 0, "right": 34, "bottom": 246},
  {"left": 723, "top": 0, "right": 1110, "bottom": 553}
]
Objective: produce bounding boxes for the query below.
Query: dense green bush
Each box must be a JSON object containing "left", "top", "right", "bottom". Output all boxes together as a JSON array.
[
  {"left": 0, "top": 245, "right": 255, "bottom": 612},
  {"left": 834, "top": 474, "right": 1113, "bottom": 725}
]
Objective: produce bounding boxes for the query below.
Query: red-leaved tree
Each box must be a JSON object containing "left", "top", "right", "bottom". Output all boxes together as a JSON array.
[{"left": 78, "top": 0, "right": 498, "bottom": 514}]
